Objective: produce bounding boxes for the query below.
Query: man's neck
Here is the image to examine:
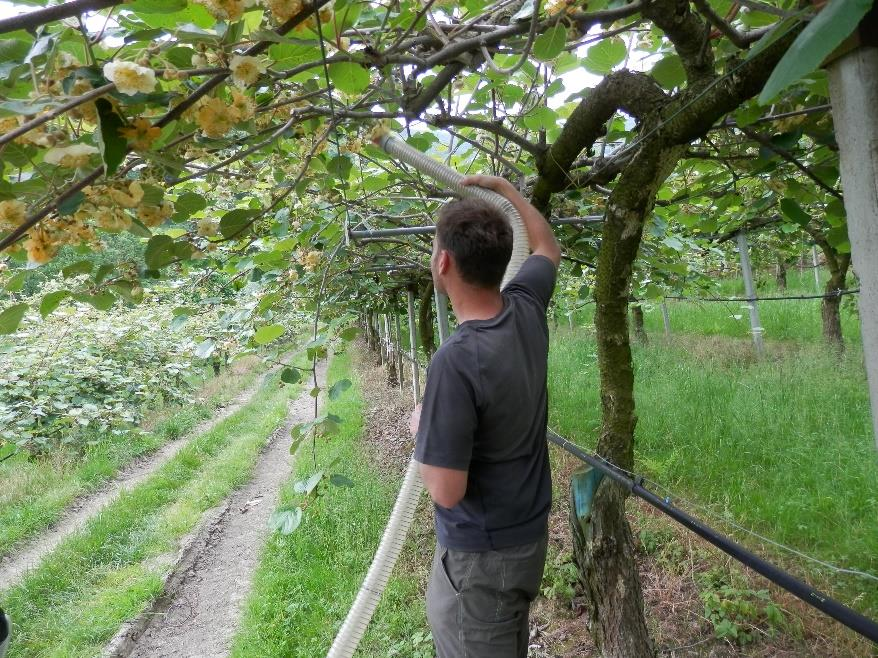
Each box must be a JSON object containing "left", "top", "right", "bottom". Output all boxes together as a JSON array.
[{"left": 447, "top": 284, "right": 503, "bottom": 323}]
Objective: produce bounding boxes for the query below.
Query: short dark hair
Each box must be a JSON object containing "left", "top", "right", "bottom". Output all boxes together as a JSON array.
[{"left": 437, "top": 198, "right": 512, "bottom": 289}]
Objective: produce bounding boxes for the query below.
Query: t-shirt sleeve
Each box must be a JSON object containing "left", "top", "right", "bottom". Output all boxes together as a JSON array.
[
  {"left": 503, "top": 254, "right": 557, "bottom": 310},
  {"left": 414, "top": 348, "right": 478, "bottom": 471}
]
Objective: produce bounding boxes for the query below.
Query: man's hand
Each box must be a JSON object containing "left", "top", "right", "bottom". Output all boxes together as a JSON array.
[
  {"left": 460, "top": 175, "right": 561, "bottom": 267},
  {"left": 409, "top": 403, "right": 422, "bottom": 437}
]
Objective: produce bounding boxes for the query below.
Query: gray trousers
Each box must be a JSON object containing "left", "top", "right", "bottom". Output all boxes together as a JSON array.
[{"left": 426, "top": 536, "right": 548, "bottom": 658}]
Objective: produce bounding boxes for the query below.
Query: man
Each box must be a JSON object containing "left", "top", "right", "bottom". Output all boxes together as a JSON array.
[{"left": 409, "top": 174, "right": 560, "bottom": 657}]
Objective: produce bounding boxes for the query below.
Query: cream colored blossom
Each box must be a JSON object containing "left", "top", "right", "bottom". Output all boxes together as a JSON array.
[
  {"left": 0, "top": 200, "right": 26, "bottom": 231},
  {"left": 195, "top": 0, "right": 246, "bottom": 21},
  {"left": 138, "top": 200, "right": 174, "bottom": 227},
  {"left": 44, "top": 143, "right": 99, "bottom": 168},
  {"left": 196, "top": 97, "right": 236, "bottom": 138},
  {"left": 191, "top": 53, "right": 208, "bottom": 68},
  {"left": 197, "top": 218, "right": 219, "bottom": 237},
  {"left": 119, "top": 117, "right": 162, "bottom": 151},
  {"left": 229, "top": 89, "right": 255, "bottom": 121},
  {"left": 103, "top": 61, "right": 157, "bottom": 96},
  {"left": 95, "top": 207, "right": 132, "bottom": 231},
  {"left": 301, "top": 249, "right": 321, "bottom": 270},
  {"left": 229, "top": 55, "right": 266, "bottom": 88},
  {"left": 266, "top": 0, "right": 303, "bottom": 23},
  {"left": 108, "top": 181, "right": 145, "bottom": 209},
  {"left": 24, "top": 228, "right": 58, "bottom": 264}
]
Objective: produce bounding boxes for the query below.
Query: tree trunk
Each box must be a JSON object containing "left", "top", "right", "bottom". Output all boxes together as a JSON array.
[
  {"left": 776, "top": 257, "right": 787, "bottom": 291},
  {"left": 822, "top": 257, "right": 850, "bottom": 351},
  {"left": 631, "top": 303, "right": 648, "bottom": 345},
  {"left": 571, "top": 141, "right": 681, "bottom": 658},
  {"left": 418, "top": 281, "right": 436, "bottom": 357},
  {"left": 365, "top": 312, "right": 378, "bottom": 351}
]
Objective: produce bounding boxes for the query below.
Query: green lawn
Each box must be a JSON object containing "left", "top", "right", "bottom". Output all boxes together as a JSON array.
[
  {"left": 0, "top": 358, "right": 265, "bottom": 558},
  {"left": 231, "top": 350, "right": 430, "bottom": 658},
  {"left": 548, "top": 330, "right": 878, "bottom": 619},
  {"left": 0, "top": 370, "right": 296, "bottom": 658}
]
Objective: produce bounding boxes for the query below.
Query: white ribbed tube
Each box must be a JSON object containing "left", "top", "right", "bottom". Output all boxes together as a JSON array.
[{"left": 327, "top": 130, "right": 528, "bottom": 658}]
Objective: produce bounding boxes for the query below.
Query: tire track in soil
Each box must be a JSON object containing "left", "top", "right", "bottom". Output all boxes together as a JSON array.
[
  {"left": 107, "top": 360, "right": 327, "bottom": 658},
  {"left": 0, "top": 372, "right": 271, "bottom": 593}
]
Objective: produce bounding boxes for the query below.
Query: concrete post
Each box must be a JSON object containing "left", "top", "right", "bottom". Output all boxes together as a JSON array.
[
  {"left": 406, "top": 289, "right": 421, "bottom": 404},
  {"left": 827, "top": 43, "right": 878, "bottom": 447},
  {"left": 811, "top": 245, "right": 820, "bottom": 292},
  {"left": 435, "top": 289, "right": 450, "bottom": 344},
  {"left": 661, "top": 302, "right": 671, "bottom": 336},
  {"left": 376, "top": 313, "right": 385, "bottom": 365},
  {"left": 737, "top": 231, "right": 765, "bottom": 355},
  {"left": 395, "top": 311, "right": 404, "bottom": 391}
]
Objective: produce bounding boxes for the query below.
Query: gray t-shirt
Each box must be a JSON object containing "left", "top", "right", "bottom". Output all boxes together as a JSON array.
[{"left": 415, "top": 255, "right": 556, "bottom": 551}]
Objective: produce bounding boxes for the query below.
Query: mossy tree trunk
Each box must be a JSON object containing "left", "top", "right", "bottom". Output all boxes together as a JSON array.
[{"left": 810, "top": 233, "right": 851, "bottom": 351}]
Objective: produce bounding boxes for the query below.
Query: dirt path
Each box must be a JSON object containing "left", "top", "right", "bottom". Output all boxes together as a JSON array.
[
  {"left": 110, "top": 361, "right": 327, "bottom": 658},
  {"left": 0, "top": 374, "right": 268, "bottom": 592}
]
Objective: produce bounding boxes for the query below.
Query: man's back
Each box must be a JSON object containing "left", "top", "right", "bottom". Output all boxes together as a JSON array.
[{"left": 415, "top": 255, "right": 556, "bottom": 550}]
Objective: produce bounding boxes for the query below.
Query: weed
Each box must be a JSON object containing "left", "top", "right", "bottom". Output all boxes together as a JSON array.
[
  {"left": 541, "top": 550, "right": 580, "bottom": 606},
  {"left": 697, "top": 567, "right": 786, "bottom": 645}
]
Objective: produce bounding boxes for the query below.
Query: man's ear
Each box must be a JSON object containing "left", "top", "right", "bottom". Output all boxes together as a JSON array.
[{"left": 437, "top": 249, "right": 451, "bottom": 275}]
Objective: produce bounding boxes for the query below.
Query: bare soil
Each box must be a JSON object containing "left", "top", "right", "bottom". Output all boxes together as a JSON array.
[
  {"left": 0, "top": 369, "right": 267, "bottom": 592},
  {"left": 106, "top": 360, "right": 328, "bottom": 658}
]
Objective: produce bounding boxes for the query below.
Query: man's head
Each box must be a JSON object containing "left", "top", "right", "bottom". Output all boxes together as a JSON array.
[{"left": 431, "top": 198, "right": 512, "bottom": 294}]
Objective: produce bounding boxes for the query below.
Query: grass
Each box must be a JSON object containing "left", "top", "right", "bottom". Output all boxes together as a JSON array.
[
  {"left": 548, "top": 330, "right": 878, "bottom": 619},
  {"left": 0, "top": 357, "right": 264, "bottom": 558},
  {"left": 0, "top": 369, "right": 296, "bottom": 658},
  {"left": 571, "top": 270, "right": 862, "bottom": 344},
  {"left": 231, "top": 349, "right": 428, "bottom": 658}
]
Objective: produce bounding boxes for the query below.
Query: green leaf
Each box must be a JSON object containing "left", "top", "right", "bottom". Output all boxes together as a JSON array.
[
  {"left": 651, "top": 54, "right": 685, "bottom": 89},
  {"left": 62, "top": 260, "right": 93, "bottom": 278},
  {"left": 144, "top": 234, "right": 176, "bottom": 269},
  {"left": 329, "top": 474, "right": 354, "bottom": 488},
  {"left": 253, "top": 323, "right": 285, "bottom": 344},
  {"left": 57, "top": 191, "right": 85, "bottom": 216},
  {"left": 195, "top": 338, "right": 216, "bottom": 359},
  {"left": 95, "top": 98, "right": 127, "bottom": 176},
  {"left": 94, "top": 263, "right": 114, "bottom": 285},
  {"left": 0, "top": 303, "right": 28, "bottom": 334},
  {"left": 280, "top": 367, "right": 301, "bottom": 384},
  {"left": 328, "top": 378, "right": 352, "bottom": 400},
  {"left": 39, "top": 290, "right": 69, "bottom": 318},
  {"left": 522, "top": 105, "right": 557, "bottom": 131},
  {"left": 533, "top": 24, "right": 567, "bottom": 62},
  {"left": 127, "top": 0, "right": 187, "bottom": 12},
  {"left": 327, "top": 61, "right": 370, "bottom": 95},
  {"left": 338, "top": 326, "right": 359, "bottom": 341},
  {"left": 294, "top": 470, "right": 324, "bottom": 495},
  {"left": 826, "top": 225, "right": 850, "bottom": 253},
  {"left": 4, "top": 271, "right": 26, "bottom": 292},
  {"left": 758, "top": 0, "right": 873, "bottom": 104},
  {"left": 140, "top": 183, "right": 164, "bottom": 206},
  {"left": 779, "top": 197, "right": 811, "bottom": 227},
  {"left": 220, "top": 208, "right": 257, "bottom": 239},
  {"left": 270, "top": 507, "right": 302, "bottom": 534},
  {"left": 169, "top": 313, "right": 189, "bottom": 331},
  {"left": 583, "top": 37, "right": 627, "bottom": 75},
  {"left": 74, "top": 291, "right": 115, "bottom": 310},
  {"left": 172, "top": 192, "right": 207, "bottom": 221}
]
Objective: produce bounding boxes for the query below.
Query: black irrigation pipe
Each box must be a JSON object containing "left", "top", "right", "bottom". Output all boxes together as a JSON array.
[
  {"left": 546, "top": 430, "right": 878, "bottom": 645},
  {"left": 664, "top": 289, "right": 860, "bottom": 303}
]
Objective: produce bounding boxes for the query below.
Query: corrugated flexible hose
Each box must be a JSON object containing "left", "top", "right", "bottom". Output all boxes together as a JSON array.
[{"left": 326, "top": 130, "right": 529, "bottom": 658}]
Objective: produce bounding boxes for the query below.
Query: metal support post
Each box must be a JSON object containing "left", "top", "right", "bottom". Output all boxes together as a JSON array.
[
  {"left": 827, "top": 40, "right": 878, "bottom": 447},
  {"left": 435, "top": 289, "right": 450, "bottom": 344},
  {"left": 811, "top": 245, "right": 820, "bottom": 292},
  {"left": 395, "top": 311, "right": 404, "bottom": 391},
  {"left": 661, "top": 302, "right": 671, "bottom": 336},
  {"left": 736, "top": 231, "right": 764, "bottom": 355},
  {"left": 406, "top": 289, "right": 421, "bottom": 404}
]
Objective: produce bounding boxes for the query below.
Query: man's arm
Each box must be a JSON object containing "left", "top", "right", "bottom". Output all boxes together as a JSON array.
[
  {"left": 409, "top": 403, "right": 468, "bottom": 508},
  {"left": 461, "top": 175, "right": 561, "bottom": 268}
]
